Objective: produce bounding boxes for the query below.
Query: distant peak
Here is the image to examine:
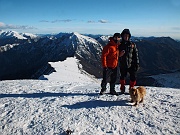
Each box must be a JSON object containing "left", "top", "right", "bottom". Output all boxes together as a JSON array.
[
  {"left": 72, "top": 32, "right": 80, "bottom": 35},
  {"left": 0, "top": 30, "right": 37, "bottom": 39},
  {"left": 72, "top": 32, "right": 82, "bottom": 37}
]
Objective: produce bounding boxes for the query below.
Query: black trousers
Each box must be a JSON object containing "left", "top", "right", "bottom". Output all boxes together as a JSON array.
[
  {"left": 101, "top": 67, "right": 117, "bottom": 91},
  {"left": 120, "top": 66, "right": 136, "bottom": 82}
]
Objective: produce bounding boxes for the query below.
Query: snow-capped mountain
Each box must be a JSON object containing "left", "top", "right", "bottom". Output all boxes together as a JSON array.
[
  {"left": 0, "top": 30, "right": 37, "bottom": 40},
  {"left": 86, "top": 34, "right": 110, "bottom": 46},
  {"left": 95, "top": 35, "right": 110, "bottom": 46},
  {"left": 49, "top": 32, "right": 102, "bottom": 58},
  {"left": 21, "top": 32, "right": 37, "bottom": 39},
  {"left": 0, "top": 30, "right": 38, "bottom": 46},
  {"left": 0, "top": 30, "right": 25, "bottom": 39},
  {"left": 0, "top": 31, "right": 103, "bottom": 80},
  {"left": 32, "top": 32, "right": 103, "bottom": 78},
  {"left": 0, "top": 30, "right": 180, "bottom": 86},
  {"left": 0, "top": 56, "right": 179, "bottom": 135}
]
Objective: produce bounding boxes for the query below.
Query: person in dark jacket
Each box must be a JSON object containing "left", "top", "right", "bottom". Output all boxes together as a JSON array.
[
  {"left": 118, "top": 29, "right": 139, "bottom": 94},
  {"left": 100, "top": 33, "right": 121, "bottom": 96}
]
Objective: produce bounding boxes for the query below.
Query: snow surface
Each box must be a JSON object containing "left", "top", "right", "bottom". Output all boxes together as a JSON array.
[
  {"left": 151, "top": 72, "right": 180, "bottom": 89},
  {"left": 1, "top": 57, "right": 180, "bottom": 135},
  {"left": 39, "top": 57, "right": 98, "bottom": 83}
]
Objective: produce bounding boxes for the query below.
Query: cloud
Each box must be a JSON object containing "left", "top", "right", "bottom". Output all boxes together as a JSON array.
[
  {"left": 171, "top": 27, "right": 180, "bottom": 30},
  {"left": 40, "top": 19, "right": 72, "bottom": 23},
  {"left": 87, "top": 20, "right": 96, "bottom": 23},
  {"left": 0, "top": 22, "right": 6, "bottom": 27},
  {"left": 51, "top": 19, "right": 72, "bottom": 23},
  {"left": 40, "top": 20, "right": 49, "bottom": 22},
  {"left": 98, "top": 19, "right": 109, "bottom": 23},
  {"left": 40, "top": 19, "right": 109, "bottom": 24},
  {"left": 0, "top": 22, "right": 37, "bottom": 30},
  {"left": 87, "top": 19, "right": 109, "bottom": 23}
]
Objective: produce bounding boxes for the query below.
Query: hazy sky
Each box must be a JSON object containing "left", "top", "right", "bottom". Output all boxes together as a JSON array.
[{"left": 0, "top": 0, "right": 180, "bottom": 39}]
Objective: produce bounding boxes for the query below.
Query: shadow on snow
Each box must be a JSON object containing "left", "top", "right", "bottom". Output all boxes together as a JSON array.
[
  {"left": 0, "top": 92, "right": 97, "bottom": 98},
  {"left": 62, "top": 99, "right": 130, "bottom": 109},
  {"left": 0, "top": 91, "right": 130, "bottom": 108}
]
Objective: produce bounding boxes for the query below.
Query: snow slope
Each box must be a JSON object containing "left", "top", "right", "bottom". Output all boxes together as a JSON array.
[
  {"left": 39, "top": 57, "right": 98, "bottom": 83},
  {"left": 0, "top": 57, "right": 180, "bottom": 135},
  {"left": 151, "top": 72, "right": 180, "bottom": 88}
]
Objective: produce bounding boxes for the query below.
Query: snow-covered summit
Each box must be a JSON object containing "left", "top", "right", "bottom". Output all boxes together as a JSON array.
[
  {"left": 0, "top": 72, "right": 180, "bottom": 134},
  {"left": 98, "top": 35, "right": 110, "bottom": 42},
  {"left": 21, "top": 32, "right": 37, "bottom": 39},
  {"left": 72, "top": 32, "right": 99, "bottom": 45},
  {"left": 0, "top": 30, "right": 26, "bottom": 39},
  {"left": 1, "top": 49, "right": 180, "bottom": 134},
  {"left": 67, "top": 32, "right": 103, "bottom": 59},
  {"left": 0, "top": 30, "right": 37, "bottom": 39}
]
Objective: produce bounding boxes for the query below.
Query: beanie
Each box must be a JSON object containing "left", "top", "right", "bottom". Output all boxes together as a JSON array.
[
  {"left": 121, "top": 29, "right": 131, "bottom": 38},
  {"left": 113, "top": 33, "right": 121, "bottom": 38}
]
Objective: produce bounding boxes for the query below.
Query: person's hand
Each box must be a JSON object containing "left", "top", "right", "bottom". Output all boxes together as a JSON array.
[{"left": 119, "top": 50, "right": 125, "bottom": 57}]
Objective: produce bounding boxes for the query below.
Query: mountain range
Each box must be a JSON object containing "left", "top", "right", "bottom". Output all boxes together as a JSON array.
[{"left": 0, "top": 30, "right": 180, "bottom": 86}]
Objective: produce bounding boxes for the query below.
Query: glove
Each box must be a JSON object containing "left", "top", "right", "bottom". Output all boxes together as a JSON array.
[
  {"left": 119, "top": 50, "right": 125, "bottom": 57},
  {"left": 134, "top": 64, "right": 140, "bottom": 71}
]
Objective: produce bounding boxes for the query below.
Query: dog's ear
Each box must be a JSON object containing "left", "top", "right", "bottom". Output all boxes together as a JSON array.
[
  {"left": 133, "top": 89, "right": 138, "bottom": 95},
  {"left": 133, "top": 88, "right": 136, "bottom": 95}
]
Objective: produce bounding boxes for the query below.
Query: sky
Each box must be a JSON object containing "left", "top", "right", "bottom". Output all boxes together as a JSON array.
[{"left": 0, "top": 0, "right": 180, "bottom": 39}]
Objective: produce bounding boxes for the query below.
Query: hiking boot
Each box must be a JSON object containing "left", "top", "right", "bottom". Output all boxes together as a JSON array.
[
  {"left": 120, "top": 80, "right": 126, "bottom": 94},
  {"left": 110, "top": 90, "right": 119, "bottom": 96},
  {"left": 100, "top": 82, "right": 106, "bottom": 95},
  {"left": 99, "top": 89, "right": 106, "bottom": 95},
  {"left": 120, "top": 86, "right": 125, "bottom": 94}
]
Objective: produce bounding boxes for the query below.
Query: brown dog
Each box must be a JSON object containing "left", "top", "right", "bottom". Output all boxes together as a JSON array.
[{"left": 129, "top": 86, "right": 146, "bottom": 106}]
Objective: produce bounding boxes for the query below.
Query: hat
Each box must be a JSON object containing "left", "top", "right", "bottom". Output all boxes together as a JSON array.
[
  {"left": 121, "top": 29, "right": 131, "bottom": 38},
  {"left": 113, "top": 33, "right": 121, "bottom": 38}
]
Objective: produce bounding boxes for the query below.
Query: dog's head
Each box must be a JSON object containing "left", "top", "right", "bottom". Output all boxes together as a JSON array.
[{"left": 130, "top": 87, "right": 138, "bottom": 96}]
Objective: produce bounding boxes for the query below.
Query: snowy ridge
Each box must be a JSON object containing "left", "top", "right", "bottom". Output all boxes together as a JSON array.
[
  {"left": 98, "top": 35, "right": 110, "bottom": 42},
  {"left": 0, "top": 56, "right": 180, "bottom": 135},
  {"left": 0, "top": 44, "right": 19, "bottom": 52},
  {"left": 21, "top": 33, "right": 37, "bottom": 39},
  {"left": 39, "top": 57, "right": 98, "bottom": 83},
  {"left": 72, "top": 32, "right": 102, "bottom": 60},
  {"left": 0, "top": 31, "right": 26, "bottom": 39},
  {"left": 150, "top": 72, "right": 180, "bottom": 88},
  {"left": 0, "top": 30, "right": 37, "bottom": 39},
  {"left": 73, "top": 32, "right": 99, "bottom": 45}
]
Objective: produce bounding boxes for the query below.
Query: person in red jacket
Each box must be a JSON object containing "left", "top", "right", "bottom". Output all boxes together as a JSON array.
[{"left": 100, "top": 33, "right": 121, "bottom": 95}]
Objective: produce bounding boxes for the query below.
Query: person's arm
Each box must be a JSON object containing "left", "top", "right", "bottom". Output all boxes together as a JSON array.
[
  {"left": 132, "top": 43, "right": 140, "bottom": 71},
  {"left": 101, "top": 46, "right": 109, "bottom": 68}
]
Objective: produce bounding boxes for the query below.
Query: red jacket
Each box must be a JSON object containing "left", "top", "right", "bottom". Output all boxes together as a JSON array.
[{"left": 101, "top": 37, "right": 119, "bottom": 69}]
